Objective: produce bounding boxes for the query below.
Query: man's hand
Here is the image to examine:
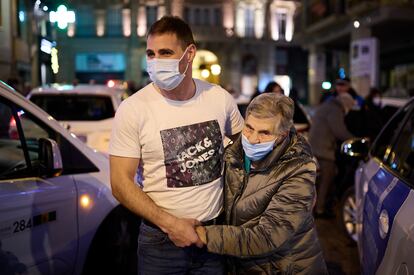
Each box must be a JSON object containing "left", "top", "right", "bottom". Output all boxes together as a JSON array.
[{"left": 164, "top": 218, "right": 203, "bottom": 248}]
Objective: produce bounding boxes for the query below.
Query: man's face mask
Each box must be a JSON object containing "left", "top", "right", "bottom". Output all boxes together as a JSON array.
[{"left": 146, "top": 47, "right": 190, "bottom": 91}]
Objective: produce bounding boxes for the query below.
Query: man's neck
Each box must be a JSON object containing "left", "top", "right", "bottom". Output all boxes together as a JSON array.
[{"left": 157, "top": 76, "right": 196, "bottom": 101}]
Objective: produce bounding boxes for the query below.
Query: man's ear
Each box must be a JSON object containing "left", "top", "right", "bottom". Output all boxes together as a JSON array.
[{"left": 187, "top": 44, "right": 197, "bottom": 63}]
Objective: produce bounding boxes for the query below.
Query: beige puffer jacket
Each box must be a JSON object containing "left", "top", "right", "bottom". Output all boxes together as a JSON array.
[{"left": 205, "top": 128, "right": 327, "bottom": 275}]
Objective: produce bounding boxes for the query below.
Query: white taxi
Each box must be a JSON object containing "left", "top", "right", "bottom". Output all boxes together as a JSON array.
[
  {"left": 0, "top": 81, "right": 139, "bottom": 275},
  {"left": 27, "top": 84, "right": 126, "bottom": 153}
]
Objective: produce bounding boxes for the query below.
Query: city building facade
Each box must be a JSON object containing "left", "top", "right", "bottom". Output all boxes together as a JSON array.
[
  {"left": 54, "top": 0, "right": 307, "bottom": 102},
  {"left": 0, "top": 0, "right": 59, "bottom": 93},
  {"left": 298, "top": 0, "right": 414, "bottom": 104}
]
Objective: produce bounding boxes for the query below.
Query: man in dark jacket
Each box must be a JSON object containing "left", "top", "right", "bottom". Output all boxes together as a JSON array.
[
  {"left": 196, "top": 93, "right": 327, "bottom": 274},
  {"left": 309, "top": 93, "right": 355, "bottom": 217}
]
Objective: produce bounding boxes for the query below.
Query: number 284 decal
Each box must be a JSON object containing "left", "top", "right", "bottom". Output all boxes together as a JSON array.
[
  {"left": 12, "top": 211, "right": 57, "bottom": 234},
  {"left": 13, "top": 219, "right": 32, "bottom": 233},
  {"left": 0, "top": 211, "right": 57, "bottom": 238}
]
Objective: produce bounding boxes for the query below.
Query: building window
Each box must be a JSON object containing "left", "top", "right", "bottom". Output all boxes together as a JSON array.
[
  {"left": 146, "top": 6, "right": 158, "bottom": 28},
  {"left": 245, "top": 6, "right": 255, "bottom": 38},
  {"left": 213, "top": 8, "right": 221, "bottom": 26},
  {"left": 202, "top": 8, "right": 210, "bottom": 25},
  {"left": 76, "top": 6, "right": 95, "bottom": 37},
  {"left": 17, "top": 0, "right": 28, "bottom": 40},
  {"left": 106, "top": 7, "right": 122, "bottom": 37},
  {"left": 194, "top": 8, "right": 201, "bottom": 25},
  {"left": 185, "top": 6, "right": 220, "bottom": 26},
  {"left": 184, "top": 7, "right": 190, "bottom": 23},
  {"left": 277, "top": 11, "right": 287, "bottom": 40}
]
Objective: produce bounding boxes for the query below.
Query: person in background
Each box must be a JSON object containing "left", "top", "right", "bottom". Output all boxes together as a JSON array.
[
  {"left": 109, "top": 16, "right": 244, "bottom": 274},
  {"left": 309, "top": 93, "right": 355, "bottom": 218},
  {"left": 327, "top": 78, "right": 364, "bottom": 108},
  {"left": 251, "top": 81, "right": 284, "bottom": 101},
  {"left": 195, "top": 93, "right": 327, "bottom": 274},
  {"left": 349, "top": 87, "right": 384, "bottom": 140},
  {"left": 264, "top": 81, "right": 284, "bottom": 95}
]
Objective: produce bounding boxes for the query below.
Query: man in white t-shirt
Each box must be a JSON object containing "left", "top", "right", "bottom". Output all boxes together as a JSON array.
[{"left": 109, "top": 16, "right": 244, "bottom": 274}]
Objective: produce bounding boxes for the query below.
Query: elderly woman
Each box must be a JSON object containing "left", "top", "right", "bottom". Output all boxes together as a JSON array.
[{"left": 196, "top": 93, "right": 327, "bottom": 274}]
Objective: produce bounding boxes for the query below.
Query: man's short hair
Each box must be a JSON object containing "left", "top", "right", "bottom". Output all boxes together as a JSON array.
[
  {"left": 246, "top": 93, "right": 294, "bottom": 134},
  {"left": 147, "top": 16, "right": 195, "bottom": 50}
]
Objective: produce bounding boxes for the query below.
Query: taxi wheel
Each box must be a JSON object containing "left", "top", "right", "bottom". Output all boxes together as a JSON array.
[
  {"left": 338, "top": 186, "right": 357, "bottom": 243},
  {"left": 82, "top": 205, "right": 141, "bottom": 275}
]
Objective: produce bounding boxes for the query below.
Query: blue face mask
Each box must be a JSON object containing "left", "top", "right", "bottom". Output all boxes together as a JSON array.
[
  {"left": 241, "top": 134, "right": 276, "bottom": 161},
  {"left": 146, "top": 47, "right": 189, "bottom": 91}
]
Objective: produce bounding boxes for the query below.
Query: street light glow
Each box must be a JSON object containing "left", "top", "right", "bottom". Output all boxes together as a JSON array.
[
  {"left": 211, "top": 64, "right": 221, "bottom": 76},
  {"left": 50, "top": 5, "right": 76, "bottom": 30},
  {"left": 353, "top": 20, "right": 360, "bottom": 28},
  {"left": 201, "top": 69, "right": 210, "bottom": 78},
  {"left": 19, "top": 11, "right": 25, "bottom": 22},
  {"left": 322, "top": 81, "right": 332, "bottom": 90}
]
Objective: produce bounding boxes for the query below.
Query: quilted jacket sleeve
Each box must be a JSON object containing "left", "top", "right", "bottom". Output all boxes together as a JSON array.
[{"left": 205, "top": 161, "right": 317, "bottom": 258}]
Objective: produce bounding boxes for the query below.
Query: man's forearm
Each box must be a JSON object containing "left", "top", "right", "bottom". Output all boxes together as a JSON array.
[{"left": 111, "top": 176, "right": 176, "bottom": 233}]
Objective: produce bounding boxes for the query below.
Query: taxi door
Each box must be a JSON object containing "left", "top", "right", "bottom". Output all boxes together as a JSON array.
[{"left": 0, "top": 98, "right": 78, "bottom": 275}]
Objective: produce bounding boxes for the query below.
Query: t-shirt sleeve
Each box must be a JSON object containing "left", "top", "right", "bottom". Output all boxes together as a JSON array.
[
  {"left": 108, "top": 100, "right": 141, "bottom": 158},
  {"left": 223, "top": 89, "right": 244, "bottom": 136}
]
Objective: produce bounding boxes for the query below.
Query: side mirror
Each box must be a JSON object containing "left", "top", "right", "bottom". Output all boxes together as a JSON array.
[
  {"left": 38, "top": 138, "right": 63, "bottom": 177},
  {"left": 341, "top": 138, "right": 370, "bottom": 159}
]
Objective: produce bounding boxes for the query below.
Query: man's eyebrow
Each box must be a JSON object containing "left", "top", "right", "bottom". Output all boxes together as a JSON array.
[
  {"left": 146, "top": 48, "right": 174, "bottom": 55},
  {"left": 158, "top": 48, "right": 174, "bottom": 54}
]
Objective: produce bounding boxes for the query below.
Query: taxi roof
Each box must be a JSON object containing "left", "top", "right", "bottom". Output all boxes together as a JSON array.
[{"left": 29, "top": 84, "right": 125, "bottom": 96}]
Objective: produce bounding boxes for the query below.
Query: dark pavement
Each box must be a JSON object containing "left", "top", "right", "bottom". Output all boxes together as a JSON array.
[{"left": 315, "top": 214, "right": 360, "bottom": 275}]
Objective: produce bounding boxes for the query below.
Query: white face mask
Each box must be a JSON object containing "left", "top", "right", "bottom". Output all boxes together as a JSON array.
[{"left": 146, "top": 47, "right": 190, "bottom": 91}]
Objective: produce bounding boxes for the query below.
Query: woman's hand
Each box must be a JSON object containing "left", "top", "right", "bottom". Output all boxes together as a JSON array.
[{"left": 195, "top": 226, "right": 207, "bottom": 245}]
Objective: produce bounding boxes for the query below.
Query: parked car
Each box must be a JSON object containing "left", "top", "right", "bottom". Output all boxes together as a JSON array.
[
  {"left": 0, "top": 81, "right": 139, "bottom": 275},
  {"left": 334, "top": 97, "right": 408, "bottom": 242},
  {"left": 342, "top": 97, "right": 414, "bottom": 274},
  {"left": 27, "top": 84, "right": 126, "bottom": 153}
]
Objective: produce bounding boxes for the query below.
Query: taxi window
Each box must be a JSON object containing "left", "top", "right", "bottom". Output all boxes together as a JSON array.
[
  {"left": 385, "top": 107, "right": 414, "bottom": 184},
  {"left": 370, "top": 104, "right": 410, "bottom": 162},
  {"left": 0, "top": 97, "right": 98, "bottom": 179},
  {"left": 16, "top": 111, "right": 99, "bottom": 175},
  {"left": 30, "top": 94, "right": 115, "bottom": 121}
]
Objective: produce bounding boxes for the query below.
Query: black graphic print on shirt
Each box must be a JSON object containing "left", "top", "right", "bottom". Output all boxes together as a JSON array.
[{"left": 160, "top": 120, "right": 223, "bottom": 188}]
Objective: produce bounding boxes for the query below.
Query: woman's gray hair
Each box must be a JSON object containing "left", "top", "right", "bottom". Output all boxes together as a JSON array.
[{"left": 246, "top": 93, "right": 294, "bottom": 134}]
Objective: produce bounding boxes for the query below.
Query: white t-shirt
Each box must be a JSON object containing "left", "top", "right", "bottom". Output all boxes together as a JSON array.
[{"left": 109, "top": 79, "right": 244, "bottom": 221}]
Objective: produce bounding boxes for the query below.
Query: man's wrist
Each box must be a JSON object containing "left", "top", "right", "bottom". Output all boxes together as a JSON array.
[{"left": 156, "top": 213, "right": 177, "bottom": 233}]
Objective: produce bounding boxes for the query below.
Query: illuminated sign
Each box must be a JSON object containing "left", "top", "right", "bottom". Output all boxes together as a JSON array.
[
  {"left": 50, "top": 5, "right": 76, "bottom": 29},
  {"left": 51, "top": 48, "right": 59, "bottom": 74}
]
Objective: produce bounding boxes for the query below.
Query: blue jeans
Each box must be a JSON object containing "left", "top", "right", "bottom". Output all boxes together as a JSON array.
[{"left": 138, "top": 222, "right": 225, "bottom": 275}]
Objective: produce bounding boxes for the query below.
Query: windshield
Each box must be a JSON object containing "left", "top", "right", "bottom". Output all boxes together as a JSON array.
[{"left": 30, "top": 94, "right": 115, "bottom": 121}]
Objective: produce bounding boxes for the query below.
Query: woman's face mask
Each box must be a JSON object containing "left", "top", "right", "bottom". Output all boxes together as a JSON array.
[
  {"left": 242, "top": 134, "right": 276, "bottom": 161},
  {"left": 146, "top": 47, "right": 190, "bottom": 91}
]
